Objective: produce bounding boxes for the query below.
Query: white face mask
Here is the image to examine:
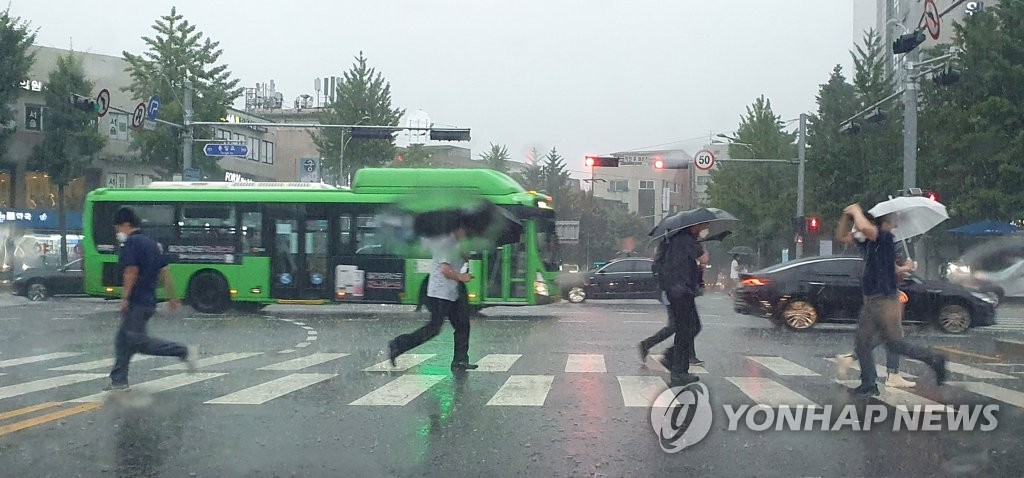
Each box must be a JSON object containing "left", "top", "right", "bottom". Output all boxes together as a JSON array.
[
  {"left": 698, "top": 228, "right": 710, "bottom": 239},
  {"left": 116, "top": 232, "right": 129, "bottom": 243}
]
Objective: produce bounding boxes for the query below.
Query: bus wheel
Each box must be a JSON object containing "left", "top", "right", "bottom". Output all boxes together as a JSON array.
[{"left": 188, "top": 271, "right": 230, "bottom": 314}]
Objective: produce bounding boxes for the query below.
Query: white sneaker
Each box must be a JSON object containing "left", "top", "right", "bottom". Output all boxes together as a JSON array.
[
  {"left": 885, "top": 373, "right": 917, "bottom": 388},
  {"left": 835, "top": 354, "right": 855, "bottom": 379},
  {"left": 185, "top": 345, "right": 199, "bottom": 373}
]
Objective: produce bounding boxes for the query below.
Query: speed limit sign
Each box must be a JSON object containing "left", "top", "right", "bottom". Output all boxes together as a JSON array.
[{"left": 694, "top": 150, "right": 716, "bottom": 171}]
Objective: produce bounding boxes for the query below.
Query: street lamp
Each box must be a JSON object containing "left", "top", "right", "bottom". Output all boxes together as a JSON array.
[{"left": 339, "top": 115, "right": 371, "bottom": 187}]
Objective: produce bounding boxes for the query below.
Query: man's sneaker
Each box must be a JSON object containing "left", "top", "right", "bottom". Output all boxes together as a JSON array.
[
  {"left": 184, "top": 345, "right": 199, "bottom": 373},
  {"left": 451, "top": 362, "right": 479, "bottom": 371},
  {"left": 689, "top": 357, "right": 705, "bottom": 366},
  {"left": 835, "top": 354, "right": 855, "bottom": 379},
  {"left": 669, "top": 373, "right": 700, "bottom": 387},
  {"left": 849, "top": 383, "right": 880, "bottom": 397},
  {"left": 388, "top": 339, "right": 399, "bottom": 367},
  {"left": 638, "top": 343, "right": 650, "bottom": 363},
  {"left": 933, "top": 356, "right": 948, "bottom": 386},
  {"left": 885, "top": 373, "right": 917, "bottom": 388},
  {"left": 103, "top": 382, "right": 130, "bottom": 392}
]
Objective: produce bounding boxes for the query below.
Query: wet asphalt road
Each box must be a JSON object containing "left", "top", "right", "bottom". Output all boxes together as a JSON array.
[{"left": 2, "top": 293, "right": 1024, "bottom": 477}]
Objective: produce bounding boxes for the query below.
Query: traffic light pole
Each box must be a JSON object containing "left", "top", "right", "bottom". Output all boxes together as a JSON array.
[
  {"left": 183, "top": 79, "right": 194, "bottom": 174},
  {"left": 903, "top": 50, "right": 919, "bottom": 190},
  {"left": 795, "top": 113, "right": 807, "bottom": 259}
]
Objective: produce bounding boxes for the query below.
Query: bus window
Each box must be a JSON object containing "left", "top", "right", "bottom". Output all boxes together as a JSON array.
[
  {"left": 241, "top": 210, "right": 263, "bottom": 254},
  {"left": 338, "top": 215, "right": 352, "bottom": 252},
  {"left": 355, "top": 215, "right": 382, "bottom": 255},
  {"left": 179, "top": 204, "right": 237, "bottom": 247}
]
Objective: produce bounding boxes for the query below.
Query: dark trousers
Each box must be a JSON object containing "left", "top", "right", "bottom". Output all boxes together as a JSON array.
[
  {"left": 641, "top": 297, "right": 701, "bottom": 360},
  {"left": 393, "top": 296, "right": 471, "bottom": 364},
  {"left": 665, "top": 290, "right": 698, "bottom": 380},
  {"left": 110, "top": 305, "right": 188, "bottom": 385},
  {"left": 855, "top": 295, "right": 941, "bottom": 388}
]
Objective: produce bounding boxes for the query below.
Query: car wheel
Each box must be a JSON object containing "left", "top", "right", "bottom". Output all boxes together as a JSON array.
[
  {"left": 781, "top": 300, "right": 818, "bottom": 330},
  {"left": 27, "top": 282, "right": 49, "bottom": 301},
  {"left": 567, "top": 286, "right": 586, "bottom": 303},
  {"left": 187, "top": 271, "right": 230, "bottom": 314},
  {"left": 938, "top": 303, "right": 971, "bottom": 334}
]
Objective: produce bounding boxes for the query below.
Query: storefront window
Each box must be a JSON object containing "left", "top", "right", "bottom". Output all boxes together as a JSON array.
[
  {"left": 0, "top": 172, "right": 10, "bottom": 208},
  {"left": 24, "top": 172, "right": 88, "bottom": 211}
]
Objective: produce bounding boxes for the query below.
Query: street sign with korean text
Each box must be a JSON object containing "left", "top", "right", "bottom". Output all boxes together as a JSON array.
[
  {"left": 299, "top": 158, "right": 320, "bottom": 182},
  {"left": 204, "top": 144, "right": 249, "bottom": 157}
]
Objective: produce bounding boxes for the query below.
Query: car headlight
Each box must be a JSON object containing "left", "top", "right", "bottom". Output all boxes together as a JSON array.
[
  {"left": 971, "top": 291, "right": 997, "bottom": 305},
  {"left": 948, "top": 263, "right": 971, "bottom": 275}
]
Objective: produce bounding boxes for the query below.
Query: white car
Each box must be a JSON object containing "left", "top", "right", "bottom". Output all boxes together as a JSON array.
[{"left": 946, "top": 237, "right": 1024, "bottom": 304}]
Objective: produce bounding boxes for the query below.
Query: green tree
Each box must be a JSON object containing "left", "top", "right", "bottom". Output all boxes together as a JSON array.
[
  {"left": 0, "top": 8, "right": 36, "bottom": 156},
  {"left": 28, "top": 54, "right": 106, "bottom": 265},
  {"left": 554, "top": 188, "right": 649, "bottom": 266},
  {"left": 390, "top": 144, "right": 433, "bottom": 168},
  {"left": 122, "top": 7, "right": 242, "bottom": 179},
  {"left": 513, "top": 148, "right": 545, "bottom": 191},
  {"left": 707, "top": 95, "right": 797, "bottom": 263},
  {"left": 541, "top": 147, "right": 570, "bottom": 198},
  {"left": 316, "top": 52, "right": 404, "bottom": 184},
  {"left": 478, "top": 143, "right": 511, "bottom": 173},
  {"left": 918, "top": 2, "right": 1024, "bottom": 223}
]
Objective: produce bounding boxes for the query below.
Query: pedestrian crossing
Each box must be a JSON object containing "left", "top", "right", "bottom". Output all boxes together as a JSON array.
[
  {"left": 981, "top": 317, "right": 1024, "bottom": 333},
  {"left": 0, "top": 350, "right": 1022, "bottom": 413}
]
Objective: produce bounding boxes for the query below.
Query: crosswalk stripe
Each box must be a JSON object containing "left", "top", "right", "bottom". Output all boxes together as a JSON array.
[
  {"left": 48, "top": 356, "right": 154, "bottom": 372},
  {"left": 486, "top": 375, "right": 554, "bottom": 406},
  {"left": 69, "top": 373, "right": 225, "bottom": 403},
  {"left": 257, "top": 353, "right": 349, "bottom": 371},
  {"left": 747, "top": 356, "right": 819, "bottom": 376},
  {"left": 565, "top": 354, "right": 606, "bottom": 373},
  {"left": 649, "top": 355, "right": 708, "bottom": 374},
  {"left": 154, "top": 353, "right": 262, "bottom": 371},
  {"left": 951, "top": 382, "right": 1024, "bottom": 409},
  {"left": 363, "top": 354, "right": 435, "bottom": 372},
  {"left": 907, "top": 360, "right": 1014, "bottom": 380},
  {"left": 349, "top": 375, "right": 446, "bottom": 406},
  {"left": 825, "top": 357, "right": 917, "bottom": 379},
  {"left": 618, "top": 376, "right": 671, "bottom": 407},
  {"left": 835, "top": 380, "right": 951, "bottom": 410},
  {"left": 206, "top": 373, "right": 337, "bottom": 405},
  {"left": 726, "top": 377, "right": 819, "bottom": 407},
  {"left": 473, "top": 354, "right": 522, "bottom": 372},
  {"left": 0, "top": 352, "right": 82, "bottom": 369},
  {"left": 0, "top": 374, "right": 107, "bottom": 400}
]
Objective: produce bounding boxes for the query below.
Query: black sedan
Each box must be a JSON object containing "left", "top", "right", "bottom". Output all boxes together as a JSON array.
[
  {"left": 571, "top": 258, "right": 660, "bottom": 303},
  {"left": 733, "top": 256, "right": 997, "bottom": 334},
  {"left": 11, "top": 259, "right": 85, "bottom": 301}
]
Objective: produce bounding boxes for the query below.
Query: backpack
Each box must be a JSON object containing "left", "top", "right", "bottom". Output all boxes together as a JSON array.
[{"left": 651, "top": 237, "right": 670, "bottom": 279}]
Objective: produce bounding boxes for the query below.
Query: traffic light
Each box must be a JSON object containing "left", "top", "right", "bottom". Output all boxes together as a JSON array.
[
  {"left": 807, "top": 216, "right": 821, "bottom": 234},
  {"left": 893, "top": 30, "right": 926, "bottom": 55},
  {"left": 933, "top": 67, "right": 961, "bottom": 86},
  {"left": 69, "top": 94, "right": 98, "bottom": 114},
  {"left": 429, "top": 128, "right": 471, "bottom": 141},
  {"left": 584, "top": 156, "right": 619, "bottom": 167},
  {"left": 653, "top": 158, "right": 664, "bottom": 170},
  {"left": 349, "top": 126, "right": 398, "bottom": 140},
  {"left": 864, "top": 108, "right": 887, "bottom": 124},
  {"left": 926, "top": 191, "right": 939, "bottom": 202},
  {"left": 839, "top": 122, "right": 861, "bottom": 136}
]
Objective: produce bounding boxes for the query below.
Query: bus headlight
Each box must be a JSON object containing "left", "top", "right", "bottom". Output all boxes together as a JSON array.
[{"left": 534, "top": 280, "right": 549, "bottom": 296}]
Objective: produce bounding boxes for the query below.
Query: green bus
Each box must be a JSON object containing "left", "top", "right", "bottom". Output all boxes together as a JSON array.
[{"left": 82, "top": 168, "right": 560, "bottom": 313}]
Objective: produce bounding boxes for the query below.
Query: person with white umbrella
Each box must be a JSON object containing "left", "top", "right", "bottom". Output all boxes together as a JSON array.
[{"left": 836, "top": 201, "right": 948, "bottom": 396}]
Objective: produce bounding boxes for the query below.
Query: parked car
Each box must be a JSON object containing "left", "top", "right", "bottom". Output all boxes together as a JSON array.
[
  {"left": 573, "top": 258, "right": 660, "bottom": 303},
  {"left": 11, "top": 259, "right": 85, "bottom": 301},
  {"left": 945, "top": 237, "right": 1024, "bottom": 305},
  {"left": 733, "top": 255, "right": 997, "bottom": 334}
]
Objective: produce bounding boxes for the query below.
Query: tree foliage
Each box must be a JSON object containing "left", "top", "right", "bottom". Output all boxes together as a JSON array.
[
  {"left": 541, "top": 147, "right": 570, "bottom": 197},
  {"left": 122, "top": 7, "right": 242, "bottom": 179},
  {"left": 0, "top": 8, "right": 36, "bottom": 155},
  {"left": 316, "top": 52, "right": 404, "bottom": 184},
  {"left": 478, "top": 143, "right": 511, "bottom": 173},
  {"left": 555, "top": 188, "right": 650, "bottom": 267}
]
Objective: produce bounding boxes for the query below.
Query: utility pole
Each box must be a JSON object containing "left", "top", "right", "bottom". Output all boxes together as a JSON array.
[
  {"left": 183, "top": 79, "right": 194, "bottom": 174},
  {"left": 795, "top": 113, "right": 807, "bottom": 259},
  {"left": 903, "top": 50, "right": 919, "bottom": 190}
]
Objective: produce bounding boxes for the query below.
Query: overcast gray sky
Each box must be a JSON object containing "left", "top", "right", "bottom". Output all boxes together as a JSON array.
[{"left": 12, "top": 0, "right": 856, "bottom": 177}]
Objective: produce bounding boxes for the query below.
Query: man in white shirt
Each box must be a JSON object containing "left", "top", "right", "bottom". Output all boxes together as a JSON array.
[
  {"left": 729, "top": 255, "right": 741, "bottom": 294},
  {"left": 389, "top": 228, "right": 478, "bottom": 370}
]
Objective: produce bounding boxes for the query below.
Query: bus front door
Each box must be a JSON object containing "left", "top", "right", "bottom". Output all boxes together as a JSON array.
[{"left": 270, "top": 216, "right": 331, "bottom": 301}]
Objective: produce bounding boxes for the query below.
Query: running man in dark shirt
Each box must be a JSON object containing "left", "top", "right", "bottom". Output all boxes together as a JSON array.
[{"left": 106, "top": 207, "right": 197, "bottom": 391}]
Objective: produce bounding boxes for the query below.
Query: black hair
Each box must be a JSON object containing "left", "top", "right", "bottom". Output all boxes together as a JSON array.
[
  {"left": 863, "top": 212, "right": 886, "bottom": 227},
  {"left": 114, "top": 207, "right": 140, "bottom": 227}
]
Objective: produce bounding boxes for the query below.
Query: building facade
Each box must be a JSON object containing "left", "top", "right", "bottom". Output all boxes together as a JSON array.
[{"left": 591, "top": 148, "right": 694, "bottom": 228}]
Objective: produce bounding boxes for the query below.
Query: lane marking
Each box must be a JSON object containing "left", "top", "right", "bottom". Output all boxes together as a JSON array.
[
  {"left": 825, "top": 357, "right": 917, "bottom": 379},
  {"left": 0, "top": 374, "right": 107, "bottom": 400},
  {"left": 206, "top": 373, "right": 337, "bottom": 405},
  {"left": 49, "top": 356, "right": 154, "bottom": 372},
  {"left": 301, "top": 326, "right": 314, "bottom": 330},
  {"left": 836, "top": 380, "right": 952, "bottom": 411},
  {"left": 472, "top": 354, "right": 522, "bottom": 372},
  {"left": 341, "top": 318, "right": 379, "bottom": 322},
  {"left": 649, "top": 355, "right": 708, "bottom": 374},
  {"left": 747, "top": 356, "right": 820, "bottom": 377},
  {"left": 557, "top": 319, "right": 585, "bottom": 323},
  {"left": 565, "top": 354, "right": 606, "bottom": 373},
  {"left": 154, "top": 352, "right": 262, "bottom": 371},
  {"left": 350, "top": 375, "right": 446, "bottom": 406},
  {"left": 726, "top": 377, "right": 819, "bottom": 408},
  {"left": 306, "top": 330, "right": 318, "bottom": 336},
  {"left": 293, "top": 322, "right": 306, "bottom": 326},
  {"left": 278, "top": 349, "right": 296, "bottom": 354},
  {"left": 624, "top": 320, "right": 663, "bottom": 324},
  {"left": 295, "top": 343, "right": 311, "bottom": 348},
  {"left": 306, "top": 336, "right": 317, "bottom": 342},
  {"left": 486, "top": 375, "right": 554, "bottom": 406},
  {"left": 0, "top": 402, "right": 61, "bottom": 421},
  {"left": 485, "top": 319, "right": 526, "bottom": 322},
  {"left": 618, "top": 376, "right": 671, "bottom": 407},
  {"left": 0, "top": 403, "right": 101, "bottom": 437},
  {"left": 951, "top": 382, "right": 1024, "bottom": 409},
  {"left": 909, "top": 359, "right": 1014, "bottom": 379},
  {"left": 934, "top": 346, "right": 1001, "bottom": 362},
  {"left": 364, "top": 354, "right": 435, "bottom": 372},
  {"left": 0, "top": 352, "right": 82, "bottom": 369},
  {"left": 258, "top": 353, "right": 349, "bottom": 371},
  {"left": 69, "top": 373, "right": 225, "bottom": 403}
]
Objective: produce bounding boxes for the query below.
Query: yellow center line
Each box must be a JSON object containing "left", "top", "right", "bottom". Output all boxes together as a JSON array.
[
  {"left": 934, "top": 346, "right": 1002, "bottom": 362},
  {"left": 0, "top": 402, "right": 61, "bottom": 421},
  {"left": 0, "top": 403, "right": 101, "bottom": 437}
]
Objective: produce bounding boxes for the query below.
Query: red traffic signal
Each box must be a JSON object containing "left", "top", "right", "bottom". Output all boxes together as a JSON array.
[
  {"left": 653, "top": 158, "right": 664, "bottom": 169},
  {"left": 807, "top": 216, "right": 820, "bottom": 234},
  {"left": 926, "top": 191, "right": 939, "bottom": 202},
  {"left": 584, "top": 156, "right": 619, "bottom": 167}
]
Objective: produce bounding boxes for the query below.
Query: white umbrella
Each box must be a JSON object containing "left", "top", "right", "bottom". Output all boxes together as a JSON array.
[{"left": 868, "top": 196, "right": 949, "bottom": 242}]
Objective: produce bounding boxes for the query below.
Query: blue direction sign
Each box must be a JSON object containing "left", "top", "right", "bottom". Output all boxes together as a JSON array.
[{"left": 204, "top": 143, "right": 249, "bottom": 157}]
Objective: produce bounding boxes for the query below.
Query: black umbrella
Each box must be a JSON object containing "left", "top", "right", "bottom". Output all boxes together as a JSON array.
[
  {"left": 649, "top": 207, "right": 739, "bottom": 240},
  {"left": 727, "top": 246, "right": 756, "bottom": 255},
  {"left": 411, "top": 200, "right": 523, "bottom": 246}
]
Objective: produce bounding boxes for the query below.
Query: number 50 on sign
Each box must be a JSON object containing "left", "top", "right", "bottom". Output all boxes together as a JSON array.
[{"left": 694, "top": 150, "right": 716, "bottom": 171}]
